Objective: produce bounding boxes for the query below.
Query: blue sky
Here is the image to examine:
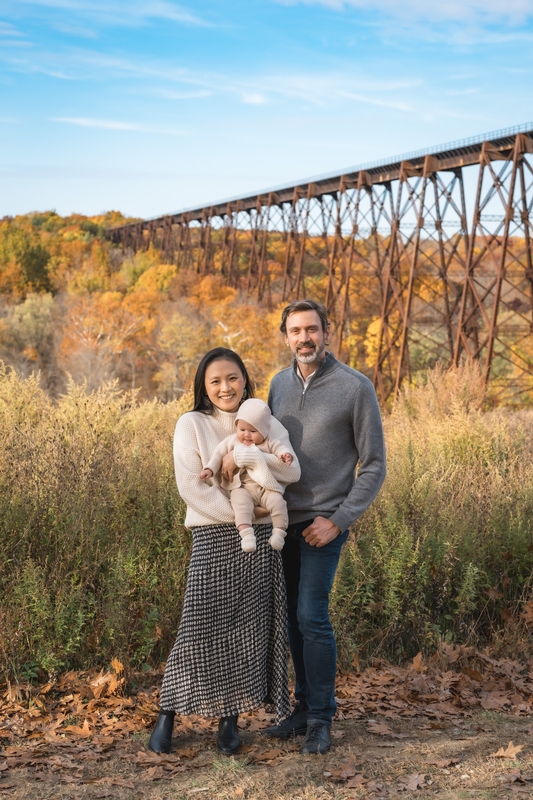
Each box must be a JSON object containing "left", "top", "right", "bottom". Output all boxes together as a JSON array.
[{"left": 1, "top": 0, "right": 533, "bottom": 218}]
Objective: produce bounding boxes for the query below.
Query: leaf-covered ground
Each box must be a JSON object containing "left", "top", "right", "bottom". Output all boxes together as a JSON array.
[{"left": 1, "top": 646, "right": 533, "bottom": 799}]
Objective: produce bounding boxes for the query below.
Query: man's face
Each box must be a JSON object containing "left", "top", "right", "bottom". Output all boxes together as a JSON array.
[{"left": 284, "top": 310, "right": 328, "bottom": 365}]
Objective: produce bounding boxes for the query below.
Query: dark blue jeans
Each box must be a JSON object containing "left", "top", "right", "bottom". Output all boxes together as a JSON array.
[{"left": 282, "top": 519, "right": 349, "bottom": 725}]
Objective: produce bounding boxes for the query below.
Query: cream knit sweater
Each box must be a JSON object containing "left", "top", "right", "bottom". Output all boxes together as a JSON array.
[{"left": 173, "top": 407, "right": 300, "bottom": 529}]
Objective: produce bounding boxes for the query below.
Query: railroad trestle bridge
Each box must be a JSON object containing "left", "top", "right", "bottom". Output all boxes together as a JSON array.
[{"left": 109, "top": 122, "right": 533, "bottom": 404}]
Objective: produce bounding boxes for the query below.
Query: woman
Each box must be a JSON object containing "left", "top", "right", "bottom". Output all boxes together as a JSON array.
[{"left": 149, "top": 347, "right": 299, "bottom": 755}]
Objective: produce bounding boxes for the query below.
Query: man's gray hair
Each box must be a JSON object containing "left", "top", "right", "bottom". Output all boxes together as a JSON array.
[{"left": 280, "top": 299, "right": 330, "bottom": 334}]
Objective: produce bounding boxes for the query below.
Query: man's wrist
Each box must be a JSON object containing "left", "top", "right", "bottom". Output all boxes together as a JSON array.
[{"left": 328, "top": 512, "right": 348, "bottom": 534}]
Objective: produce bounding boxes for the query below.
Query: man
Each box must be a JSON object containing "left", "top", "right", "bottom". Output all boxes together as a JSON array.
[{"left": 265, "top": 299, "right": 386, "bottom": 754}]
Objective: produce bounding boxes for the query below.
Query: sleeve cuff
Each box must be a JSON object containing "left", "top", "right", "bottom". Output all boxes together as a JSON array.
[
  {"left": 233, "top": 443, "right": 262, "bottom": 468},
  {"left": 328, "top": 510, "right": 353, "bottom": 533}
]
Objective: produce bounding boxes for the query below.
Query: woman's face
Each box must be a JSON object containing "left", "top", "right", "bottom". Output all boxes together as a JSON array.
[{"left": 204, "top": 359, "right": 246, "bottom": 413}]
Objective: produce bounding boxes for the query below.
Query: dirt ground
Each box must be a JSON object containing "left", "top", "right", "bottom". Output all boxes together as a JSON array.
[
  {"left": 1, "top": 711, "right": 532, "bottom": 799},
  {"left": 2, "top": 648, "right": 533, "bottom": 799}
]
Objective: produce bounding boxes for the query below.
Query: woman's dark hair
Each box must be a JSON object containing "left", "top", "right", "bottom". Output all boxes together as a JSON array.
[{"left": 192, "top": 347, "right": 254, "bottom": 415}]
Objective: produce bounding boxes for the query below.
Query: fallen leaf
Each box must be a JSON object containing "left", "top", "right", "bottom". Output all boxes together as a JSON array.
[
  {"left": 174, "top": 747, "right": 200, "bottom": 759},
  {"left": 501, "top": 607, "right": 514, "bottom": 624},
  {"left": 367, "top": 721, "right": 394, "bottom": 736},
  {"left": 481, "top": 693, "right": 510, "bottom": 711},
  {"left": 347, "top": 774, "right": 367, "bottom": 789},
  {"left": 331, "top": 730, "right": 345, "bottom": 739},
  {"left": 491, "top": 742, "right": 524, "bottom": 759},
  {"left": 411, "top": 653, "right": 426, "bottom": 673},
  {"left": 497, "top": 769, "right": 525, "bottom": 785},
  {"left": 462, "top": 667, "right": 484, "bottom": 681},
  {"left": 98, "top": 777, "right": 135, "bottom": 789},
  {"left": 143, "top": 766, "right": 165, "bottom": 780},
  {"left": 249, "top": 748, "right": 284, "bottom": 762},
  {"left": 398, "top": 773, "right": 427, "bottom": 791},
  {"left": 324, "top": 757, "right": 361, "bottom": 782},
  {"left": 64, "top": 719, "right": 92, "bottom": 738},
  {"left": 245, "top": 718, "right": 264, "bottom": 732},
  {"left": 425, "top": 758, "right": 461, "bottom": 768},
  {"left": 521, "top": 601, "right": 533, "bottom": 626},
  {"left": 111, "top": 658, "right": 124, "bottom": 675},
  {"left": 136, "top": 751, "right": 182, "bottom": 766}
]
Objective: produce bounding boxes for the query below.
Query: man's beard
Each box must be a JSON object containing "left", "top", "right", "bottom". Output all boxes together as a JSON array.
[{"left": 295, "top": 341, "right": 326, "bottom": 364}]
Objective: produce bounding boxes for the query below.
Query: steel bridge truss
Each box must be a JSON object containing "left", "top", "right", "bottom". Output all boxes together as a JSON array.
[{"left": 109, "top": 124, "right": 533, "bottom": 404}]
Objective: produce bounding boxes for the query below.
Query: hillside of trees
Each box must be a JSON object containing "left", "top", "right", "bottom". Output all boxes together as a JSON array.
[
  {"left": 2, "top": 211, "right": 531, "bottom": 406},
  {"left": 0, "top": 212, "right": 290, "bottom": 401}
]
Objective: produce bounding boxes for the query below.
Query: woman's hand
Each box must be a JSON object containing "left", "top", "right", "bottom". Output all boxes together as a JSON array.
[
  {"left": 253, "top": 506, "right": 269, "bottom": 519},
  {"left": 221, "top": 451, "right": 237, "bottom": 482}
]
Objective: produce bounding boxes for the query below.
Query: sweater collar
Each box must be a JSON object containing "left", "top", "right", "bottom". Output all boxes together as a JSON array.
[
  {"left": 212, "top": 406, "right": 238, "bottom": 435},
  {"left": 292, "top": 350, "right": 338, "bottom": 381}
]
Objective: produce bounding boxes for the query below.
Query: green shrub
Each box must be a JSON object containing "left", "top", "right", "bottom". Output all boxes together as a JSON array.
[
  {"left": 0, "top": 366, "right": 190, "bottom": 680},
  {"left": 332, "top": 362, "right": 533, "bottom": 665},
  {"left": 1, "top": 360, "right": 532, "bottom": 681}
]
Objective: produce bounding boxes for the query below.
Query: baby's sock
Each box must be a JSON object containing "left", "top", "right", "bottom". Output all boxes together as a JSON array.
[
  {"left": 269, "top": 528, "right": 286, "bottom": 551},
  {"left": 239, "top": 527, "right": 256, "bottom": 553}
]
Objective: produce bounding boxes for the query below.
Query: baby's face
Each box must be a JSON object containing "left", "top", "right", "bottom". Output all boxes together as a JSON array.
[{"left": 236, "top": 420, "right": 265, "bottom": 446}]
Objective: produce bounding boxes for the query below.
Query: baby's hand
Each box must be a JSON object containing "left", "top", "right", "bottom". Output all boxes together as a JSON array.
[
  {"left": 199, "top": 468, "right": 213, "bottom": 480},
  {"left": 279, "top": 453, "right": 293, "bottom": 465}
]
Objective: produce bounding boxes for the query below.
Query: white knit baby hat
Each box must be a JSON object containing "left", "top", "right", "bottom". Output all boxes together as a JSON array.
[{"left": 236, "top": 399, "right": 272, "bottom": 439}]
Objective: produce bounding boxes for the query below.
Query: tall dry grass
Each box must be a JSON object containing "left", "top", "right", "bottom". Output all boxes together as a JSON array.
[
  {"left": 1, "top": 361, "right": 532, "bottom": 681},
  {"left": 332, "top": 361, "right": 533, "bottom": 665},
  {"left": 0, "top": 366, "right": 190, "bottom": 680}
]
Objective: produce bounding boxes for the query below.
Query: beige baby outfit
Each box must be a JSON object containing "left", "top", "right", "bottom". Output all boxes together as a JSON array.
[{"left": 204, "top": 399, "right": 299, "bottom": 553}]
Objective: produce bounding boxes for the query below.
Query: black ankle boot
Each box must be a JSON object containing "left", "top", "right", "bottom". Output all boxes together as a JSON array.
[
  {"left": 217, "top": 715, "right": 241, "bottom": 755},
  {"left": 148, "top": 710, "right": 175, "bottom": 754}
]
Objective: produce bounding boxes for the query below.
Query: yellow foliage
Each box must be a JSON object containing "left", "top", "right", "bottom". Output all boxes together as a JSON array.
[
  {"left": 363, "top": 317, "right": 382, "bottom": 365},
  {"left": 188, "top": 275, "right": 238, "bottom": 308},
  {"left": 0, "top": 260, "right": 24, "bottom": 297},
  {"left": 119, "top": 246, "right": 163, "bottom": 289},
  {"left": 68, "top": 241, "right": 111, "bottom": 294},
  {"left": 134, "top": 263, "right": 177, "bottom": 294}
]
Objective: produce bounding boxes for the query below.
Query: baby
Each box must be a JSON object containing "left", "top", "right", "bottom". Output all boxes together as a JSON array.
[{"left": 199, "top": 399, "right": 297, "bottom": 553}]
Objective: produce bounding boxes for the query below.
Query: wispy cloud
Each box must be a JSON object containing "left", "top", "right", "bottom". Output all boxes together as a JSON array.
[
  {"left": 3, "top": 45, "right": 425, "bottom": 108},
  {"left": 0, "top": 21, "right": 27, "bottom": 37},
  {"left": 0, "top": 40, "right": 34, "bottom": 47},
  {"left": 147, "top": 87, "right": 212, "bottom": 100},
  {"left": 337, "top": 90, "right": 413, "bottom": 111},
  {"left": 0, "top": 43, "right": 430, "bottom": 115},
  {"left": 278, "top": 0, "right": 533, "bottom": 23},
  {"left": 53, "top": 22, "right": 98, "bottom": 38},
  {"left": 3, "top": 0, "right": 211, "bottom": 28},
  {"left": 52, "top": 116, "right": 189, "bottom": 134},
  {"left": 242, "top": 92, "right": 269, "bottom": 105}
]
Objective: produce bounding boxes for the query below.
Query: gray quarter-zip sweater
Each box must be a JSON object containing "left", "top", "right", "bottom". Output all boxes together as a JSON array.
[{"left": 268, "top": 352, "right": 386, "bottom": 531}]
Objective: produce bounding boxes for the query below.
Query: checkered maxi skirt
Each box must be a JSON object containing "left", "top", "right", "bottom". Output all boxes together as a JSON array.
[{"left": 159, "top": 523, "right": 290, "bottom": 725}]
